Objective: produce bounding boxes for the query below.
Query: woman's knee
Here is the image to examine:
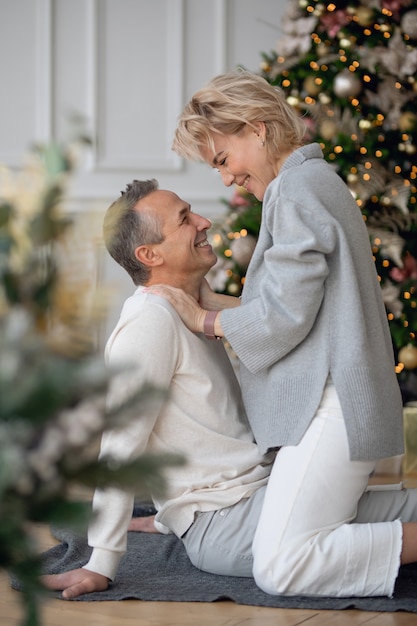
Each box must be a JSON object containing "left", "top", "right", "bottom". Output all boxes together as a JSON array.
[{"left": 252, "top": 541, "right": 305, "bottom": 595}]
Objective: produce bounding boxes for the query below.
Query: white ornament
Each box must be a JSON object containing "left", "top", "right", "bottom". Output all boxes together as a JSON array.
[
  {"left": 333, "top": 70, "right": 362, "bottom": 98},
  {"left": 401, "top": 10, "right": 417, "bottom": 39},
  {"left": 230, "top": 235, "right": 257, "bottom": 268}
]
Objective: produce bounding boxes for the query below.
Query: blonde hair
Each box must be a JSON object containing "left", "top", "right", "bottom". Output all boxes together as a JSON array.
[{"left": 172, "top": 69, "right": 306, "bottom": 161}]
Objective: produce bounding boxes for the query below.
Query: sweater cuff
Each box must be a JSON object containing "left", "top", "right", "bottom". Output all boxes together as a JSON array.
[{"left": 83, "top": 547, "right": 124, "bottom": 581}]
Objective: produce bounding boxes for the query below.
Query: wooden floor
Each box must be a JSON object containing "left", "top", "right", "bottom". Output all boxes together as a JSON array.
[{"left": 2, "top": 474, "right": 417, "bottom": 626}]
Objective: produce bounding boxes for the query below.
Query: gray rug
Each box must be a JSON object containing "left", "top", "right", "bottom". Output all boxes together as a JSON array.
[{"left": 11, "top": 505, "right": 417, "bottom": 612}]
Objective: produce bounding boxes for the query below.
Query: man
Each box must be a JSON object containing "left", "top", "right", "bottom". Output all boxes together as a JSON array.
[
  {"left": 43, "top": 178, "right": 274, "bottom": 598},
  {"left": 44, "top": 179, "right": 417, "bottom": 599}
]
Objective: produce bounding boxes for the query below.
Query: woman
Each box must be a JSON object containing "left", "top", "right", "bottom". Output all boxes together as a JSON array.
[{"left": 149, "top": 69, "right": 416, "bottom": 597}]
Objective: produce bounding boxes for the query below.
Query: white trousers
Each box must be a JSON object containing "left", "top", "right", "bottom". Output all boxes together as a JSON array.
[{"left": 252, "top": 381, "right": 403, "bottom": 597}]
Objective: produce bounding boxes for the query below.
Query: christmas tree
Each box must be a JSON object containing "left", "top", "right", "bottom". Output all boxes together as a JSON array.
[
  {"left": 0, "top": 138, "right": 182, "bottom": 626},
  {"left": 210, "top": 0, "right": 417, "bottom": 398}
]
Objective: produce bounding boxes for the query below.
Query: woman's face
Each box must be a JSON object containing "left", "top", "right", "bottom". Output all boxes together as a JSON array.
[{"left": 199, "top": 124, "right": 278, "bottom": 201}]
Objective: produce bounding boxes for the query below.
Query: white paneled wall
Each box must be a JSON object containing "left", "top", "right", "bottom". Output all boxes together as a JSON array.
[{"left": 0, "top": 0, "right": 288, "bottom": 341}]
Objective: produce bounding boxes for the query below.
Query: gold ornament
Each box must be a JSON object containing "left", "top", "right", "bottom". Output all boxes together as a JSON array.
[
  {"left": 358, "top": 119, "right": 372, "bottom": 130},
  {"left": 313, "top": 3, "right": 325, "bottom": 17},
  {"left": 316, "top": 43, "right": 330, "bottom": 57},
  {"left": 320, "top": 119, "right": 338, "bottom": 140},
  {"left": 287, "top": 95, "right": 301, "bottom": 107},
  {"left": 303, "top": 75, "right": 323, "bottom": 96},
  {"left": 339, "top": 37, "right": 352, "bottom": 48},
  {"left": 398, "top": 344, "right": 417, "bottom": 370},
  {"left": 399, "top": 111, "right": 417, "bottom": 133},
  {"left": 405, "top": 142, "right": 417, "bottom": 155},
  {"left": 227, "top": 282, "right": 241, "bottom": 296},
  {"left": 356, "top": 7, "right": 374, "bottom": 27}
]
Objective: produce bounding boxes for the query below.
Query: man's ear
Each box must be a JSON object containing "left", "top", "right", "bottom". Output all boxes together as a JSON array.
[{"left": 134, "top": 245, "right": 163, "bottom": 267}]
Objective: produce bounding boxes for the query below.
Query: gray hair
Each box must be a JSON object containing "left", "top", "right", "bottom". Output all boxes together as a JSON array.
[{"left": 103, "top": 179, "right": 163, "bottom": 285}]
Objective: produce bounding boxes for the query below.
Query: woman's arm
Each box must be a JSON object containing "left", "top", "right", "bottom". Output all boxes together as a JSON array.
[
  {"left": 199, "top": 278, "right": 241, "bottom": 311},
  {"left": 145, "top": 283, "right": 240, "bottom": 339}
]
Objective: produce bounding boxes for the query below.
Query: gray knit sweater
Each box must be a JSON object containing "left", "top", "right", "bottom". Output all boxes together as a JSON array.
[{"left": 221, "top": 143, "right": 403, "bottom": 460}]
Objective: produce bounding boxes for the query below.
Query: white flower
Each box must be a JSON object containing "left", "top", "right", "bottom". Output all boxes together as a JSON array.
[{"left": 381, "top": 279, "right": 403, "bottom": 319}]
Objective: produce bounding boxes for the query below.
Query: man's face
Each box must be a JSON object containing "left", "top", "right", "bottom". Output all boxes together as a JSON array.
[{"left": 140, "top": 189, "right": 217, "bottom": 280}]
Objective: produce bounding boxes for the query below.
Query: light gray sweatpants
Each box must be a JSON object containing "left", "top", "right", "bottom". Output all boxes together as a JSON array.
[{"left": 182, "top": 482, "right": 415, "bottom": 576}]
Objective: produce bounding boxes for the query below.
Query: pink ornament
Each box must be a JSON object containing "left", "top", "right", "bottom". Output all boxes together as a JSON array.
[
  {"left": 382, "top": 0, "right": 413, "bottom": 20},
  {"left": 319, "top": 10, "right": 350, "bottom": 38},
  {"left": 390, "top": 253, "right": 417, "bottom": 283},
  {"left": 230, "top": 187, "right": 250, "bottom": 207}
]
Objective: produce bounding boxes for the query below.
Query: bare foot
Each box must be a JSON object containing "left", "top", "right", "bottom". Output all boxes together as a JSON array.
[{"left": 128, "top": 515, "right": 159, "bottom": 533}]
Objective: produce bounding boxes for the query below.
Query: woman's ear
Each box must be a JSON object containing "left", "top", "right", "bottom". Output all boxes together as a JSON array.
[
  {"left": 253, "top": 121, "right": 266, "bottom": 142},
  {"left": 134, "top": 245, "right": 163, "bottom": 267}
]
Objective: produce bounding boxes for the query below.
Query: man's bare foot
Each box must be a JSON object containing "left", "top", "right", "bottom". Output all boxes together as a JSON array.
[{"left": 128, "top": 514, "right": 159, "bottom": 533}]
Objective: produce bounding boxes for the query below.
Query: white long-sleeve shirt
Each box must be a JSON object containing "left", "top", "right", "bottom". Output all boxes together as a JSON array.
[{"left": 85, "top": 288, "right": 273, "bottom": 580}]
